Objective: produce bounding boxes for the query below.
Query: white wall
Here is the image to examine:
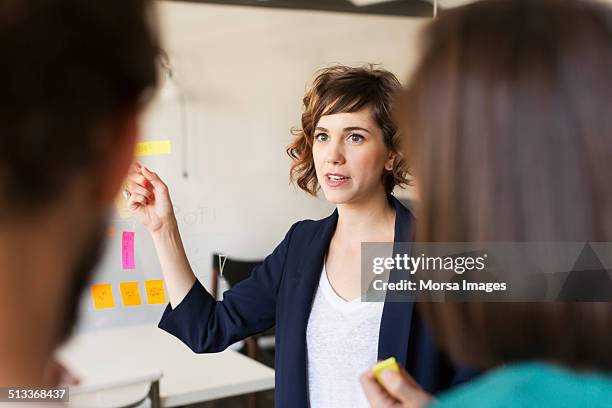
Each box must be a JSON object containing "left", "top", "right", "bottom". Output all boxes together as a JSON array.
[
  {"left": 149, "top": 2, "right": 425, "bottom": 262},
  {"left": 150, "top": 0, "right": 425, "bottom": 258}
]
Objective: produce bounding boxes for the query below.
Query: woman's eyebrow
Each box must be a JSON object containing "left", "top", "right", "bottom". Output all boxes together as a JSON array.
[
  {"left": 344, "top": 126, "right": 370, "bottom": 133},
  {"left": 315, "top": 126, "right": 371, "bottom": 133}
]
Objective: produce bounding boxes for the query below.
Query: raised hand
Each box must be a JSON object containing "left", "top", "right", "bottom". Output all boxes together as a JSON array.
[{"left": 125, "top": 163, "right": 175, "bottom": 233}]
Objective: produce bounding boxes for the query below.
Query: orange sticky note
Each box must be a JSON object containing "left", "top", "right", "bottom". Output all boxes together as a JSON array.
[
  {"left": 145, "top": 280, "right": 167, "bottom": 305},
  {"left": 120, "top": 282, "right": 142, "bottom": 307},
  {"left": 91, "top": 284, "right": 115, "bottom": 309}
]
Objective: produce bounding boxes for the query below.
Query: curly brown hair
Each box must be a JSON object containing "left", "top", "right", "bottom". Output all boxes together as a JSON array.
[{"left": 287, "top": 65, "right": 409, "bottom": 196}]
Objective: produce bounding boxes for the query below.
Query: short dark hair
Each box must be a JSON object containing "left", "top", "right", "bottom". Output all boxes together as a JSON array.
[
  {"left": 287, "top": 65, "right": 409, "bottom": 195},
  {"left": 399, "top": 0, "right": 612, "bottom": 370},
  {"left": 0, "top": 0, "right": 159, "bottom": 217}
]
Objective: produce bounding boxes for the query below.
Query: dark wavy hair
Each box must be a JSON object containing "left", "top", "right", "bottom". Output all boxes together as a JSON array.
[{"left": 287, "top": 64, "right": 409, "bottom": 196}]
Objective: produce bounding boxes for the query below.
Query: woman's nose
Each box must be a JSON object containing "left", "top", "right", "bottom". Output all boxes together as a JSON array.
[{"left": 326, "top": 141, "right": 345, "bottom": 165}]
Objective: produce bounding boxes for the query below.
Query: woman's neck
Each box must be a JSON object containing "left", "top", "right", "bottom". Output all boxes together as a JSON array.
[{"left": 335, "top": 190, "right": 396, "bottom": 242}]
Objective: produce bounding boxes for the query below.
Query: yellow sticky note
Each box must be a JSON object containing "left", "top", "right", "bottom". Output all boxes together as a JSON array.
[
  {"left": 372, "top": 357, "right": 400, "bottom": 384},
  {"left": 135, "top": 140, "right": 172, "bottom": 157},
  {"left": 91, "top": 284, "right": 115, "bottom": 309},
  {"left": 120, "top": 282, "right": 142, "bottom": 307},
  {"left": 145, "top": 280, "right": 167, "bottom": 305}
]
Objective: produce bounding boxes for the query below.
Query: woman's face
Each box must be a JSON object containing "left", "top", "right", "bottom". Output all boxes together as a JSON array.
[{"left": 312, "top": 106, "right": 395, "bottom": 205}]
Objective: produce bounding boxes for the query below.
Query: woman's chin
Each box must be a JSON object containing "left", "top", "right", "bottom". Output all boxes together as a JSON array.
[{"left": 320, "top": 188, "right": 356, "bottom": 205}]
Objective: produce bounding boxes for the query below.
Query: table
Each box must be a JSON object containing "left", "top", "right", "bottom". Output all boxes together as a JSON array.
[{"left": 57, "top": 324, "right": 275, "bottom": 407}]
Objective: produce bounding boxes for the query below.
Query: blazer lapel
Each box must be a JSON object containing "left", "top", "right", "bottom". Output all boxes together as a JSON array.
[
  {"left": 378, "top": 196, "right": 416, "bottom": 363},
  {"left": 283, "top": 210, "right": 338, "bottom": 406}
]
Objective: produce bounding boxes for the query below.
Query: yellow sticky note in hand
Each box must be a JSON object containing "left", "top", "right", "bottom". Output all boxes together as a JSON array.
[
  {"left": 120, "top": 282, "right": 142, "bottom": 306},
  {"left": 91, "top": 284, "right": 115, "bottom": 309},
  {"left": 372, "top": 357, "right": 400, "bottom": 384},
  {"left": 135, "top": 140, "right": 172, "bottom": 157},
  {"left": 145, "top": 280, "right": 167, "bottom": 305}
]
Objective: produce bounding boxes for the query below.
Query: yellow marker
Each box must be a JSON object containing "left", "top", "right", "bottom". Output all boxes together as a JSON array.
[
  {"left": 145, "top": 280, "right": 167, "bottom": 304},
  {"left": 115, "top": 194, "right": 132, "bottom": 219},
  {"left": 372, "top": 357, "right": 400, "bottom": 384},
  {"left": 135, "top": 140, "right": 172, "bottom": 157},
  {"left": 91, "top": 284, "right": 115, "bottom": 309},
  {"left": 120, "top": 282, "right": 142, "bottom": 306}
]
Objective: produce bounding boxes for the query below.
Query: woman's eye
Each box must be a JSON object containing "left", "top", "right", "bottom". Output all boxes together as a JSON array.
[
  {"left": 348, "top": 134, "right": 365, "bottom": 143},
  {"left": 315, "top": 133, "right": 329, "bottom": 142}
]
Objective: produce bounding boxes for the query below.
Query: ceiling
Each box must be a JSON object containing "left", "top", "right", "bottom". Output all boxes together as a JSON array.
[
  {"left": 164, "top": 1, "right": 612, "bottom": 18},
  {"left": 167, "top": 0, "right": 438, "bottom": 17}
]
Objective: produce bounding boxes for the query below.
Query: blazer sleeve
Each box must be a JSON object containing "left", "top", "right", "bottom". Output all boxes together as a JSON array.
[{"left": 158, "top": 222, "right": 299, "bottom": 353}]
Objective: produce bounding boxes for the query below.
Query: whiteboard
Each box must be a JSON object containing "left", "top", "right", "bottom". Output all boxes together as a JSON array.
[{"left": 76, "top": 71, "right": 199, "bottom": 332}]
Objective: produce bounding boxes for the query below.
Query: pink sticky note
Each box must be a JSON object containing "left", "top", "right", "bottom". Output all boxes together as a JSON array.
[{"left": 122, "top": 231, "right": 135, "bottom": 269}]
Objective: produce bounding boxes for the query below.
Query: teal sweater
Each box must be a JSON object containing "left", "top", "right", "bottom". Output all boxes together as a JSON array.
[{"left": 431, "top": 362, "right": 612, "bottom": 408}]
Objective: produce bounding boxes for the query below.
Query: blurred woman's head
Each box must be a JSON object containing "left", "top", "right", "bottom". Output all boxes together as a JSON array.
[
  {"left": 288, "top": 65, "right": 409, "bottom": 204},
  {"left": 399, "top": 0, "right": 612, "bottom": 370}
]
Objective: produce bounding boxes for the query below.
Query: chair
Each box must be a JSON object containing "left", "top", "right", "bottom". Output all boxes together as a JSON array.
[
  {"left": 68, "top": 369, "right": 162, "bottom": 408},
  {"left": 211, "top": 253, "right": 275, "bottom": 408},
  {"left": 211, "top": 253, "right": 276, "bottom": 360}
]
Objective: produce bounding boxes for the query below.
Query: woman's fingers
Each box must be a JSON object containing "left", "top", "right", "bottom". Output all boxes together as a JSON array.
[
  {"left": 360, "top": 370, "right": 397, "bottom": 408},
  {"left": 378, "top": 369, "right": 433, "bottom": 408},
  {"left": 127, "top": 180, "right": 154, "bottom": 200},
  {"left": 127, "top": 192, "right": 149, "bottom": 211},
  {"left": 127, "top": 172, "right": 149, "bottom": 189},
  {"left": 361, "top": 365, "right": 434, "bottom": 408},
  {"left": 140, "top": 165, "right": 156, "bottom": 180},
  {"left": 126, "top": 165, "right": 159, "bottom": 195},
  {"left": 141, "top": 166, "right": 167, "bottom": 192},
  {"left": 127, "top": 165, "right": 165, "bottom": 196}
]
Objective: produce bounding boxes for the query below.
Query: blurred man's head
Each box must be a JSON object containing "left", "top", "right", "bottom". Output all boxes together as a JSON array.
[{"left": 0, "top": 0, "right": 158, "bottom": 383}]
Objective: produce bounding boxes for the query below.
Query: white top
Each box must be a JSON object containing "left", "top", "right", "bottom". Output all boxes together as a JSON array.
[{"left": 306, "top": 264, "right": 385, "bottom": 408}]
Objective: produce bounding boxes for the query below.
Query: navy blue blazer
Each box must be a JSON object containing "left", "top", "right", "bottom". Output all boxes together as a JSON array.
[{"left": 159, "top": 195, "right": 476, "bottom": 406}]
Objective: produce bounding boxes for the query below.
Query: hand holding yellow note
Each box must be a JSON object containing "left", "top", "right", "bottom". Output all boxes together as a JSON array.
[
  {"left": 145, "top": 280, "right": 167, "bottom": 304},
  {"left": 120, "top": 282, "right": 142, "bottom": 306},
  {"left": 372, "top": 357, "right": 400, "bottom": 384},
  {"left": 91, "top": 284, "right": 115, "bottom": 309}
]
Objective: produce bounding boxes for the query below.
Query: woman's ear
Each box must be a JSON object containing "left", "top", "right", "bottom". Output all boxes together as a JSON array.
[{"left": 385, "top": 151, "right": 397, "bottom": 172}]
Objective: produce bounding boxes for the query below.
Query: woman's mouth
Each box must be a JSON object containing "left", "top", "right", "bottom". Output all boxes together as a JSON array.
[{"left": 325, "top": 173, "right": 351, "bottom": 188}]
